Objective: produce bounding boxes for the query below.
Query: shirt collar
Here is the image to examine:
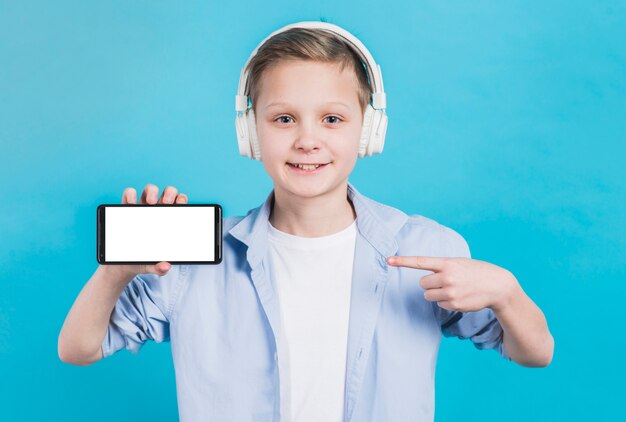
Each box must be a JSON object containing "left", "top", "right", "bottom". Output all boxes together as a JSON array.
[{"left": 228, "top": 182, "right": 408, "bottom": 265}]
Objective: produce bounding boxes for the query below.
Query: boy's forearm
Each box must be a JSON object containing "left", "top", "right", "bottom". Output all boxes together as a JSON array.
[
  {"left": 492, "top": 279, "right": 554, "bottom": 367},
  {"left": 58, "top": 265, "right": 135, "bottom": 365}
]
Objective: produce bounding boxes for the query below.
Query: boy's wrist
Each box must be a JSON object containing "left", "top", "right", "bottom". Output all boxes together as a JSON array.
[
  {"left": 491, "top": 271, "right": 523, "bottom": 314},
  {"left": 97, "top": 265, "right": 136, "bottom": 287}
]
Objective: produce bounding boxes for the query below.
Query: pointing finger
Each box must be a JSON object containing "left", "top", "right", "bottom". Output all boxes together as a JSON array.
[{"left": 386, "top": 255, "right": 447, "bottom": 272}]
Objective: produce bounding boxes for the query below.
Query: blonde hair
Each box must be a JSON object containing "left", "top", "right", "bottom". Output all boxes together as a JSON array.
[{"left": 244, "top": 27, "right": 371, "bottom": 114}]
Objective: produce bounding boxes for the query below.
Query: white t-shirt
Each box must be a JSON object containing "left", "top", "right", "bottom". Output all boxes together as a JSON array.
[{"left": 267, "top": 219, "right": 357, "bottom": 422}]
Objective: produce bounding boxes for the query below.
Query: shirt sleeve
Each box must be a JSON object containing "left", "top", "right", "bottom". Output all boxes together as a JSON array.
[
  {"left": 433, "top": 226, "right": 511, "bottom": 361},
  {"left": 101, "top": 265, "right": 187, "bottom": 358}
]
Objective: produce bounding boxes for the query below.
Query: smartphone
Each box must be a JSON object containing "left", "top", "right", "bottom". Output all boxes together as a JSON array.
[{"left": 97, "top": 204, "right": 222, "bottom": 265}]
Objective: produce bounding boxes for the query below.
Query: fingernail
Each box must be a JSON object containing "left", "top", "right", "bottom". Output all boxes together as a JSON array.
[{"left": 150, "top": 193, "right": 157, "bottom": 202}]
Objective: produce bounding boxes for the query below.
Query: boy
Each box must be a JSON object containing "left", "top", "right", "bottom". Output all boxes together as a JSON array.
[{"left": 58, "top": 21, "right": 554, "bottom": 421}]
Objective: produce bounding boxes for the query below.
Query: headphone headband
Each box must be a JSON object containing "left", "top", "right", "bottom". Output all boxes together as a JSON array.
[{"left": 235, "top": 21, "right": 386, "bottom": 113}]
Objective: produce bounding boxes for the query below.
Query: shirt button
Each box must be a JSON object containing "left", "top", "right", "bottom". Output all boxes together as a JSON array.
[{"left": 274, "top": 352, "right": 278, "bottom": 361}]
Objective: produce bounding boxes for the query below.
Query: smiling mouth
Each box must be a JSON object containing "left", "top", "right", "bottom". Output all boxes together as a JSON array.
[{"left": 287, "top": 162, "right": 329, "bottom": 171}]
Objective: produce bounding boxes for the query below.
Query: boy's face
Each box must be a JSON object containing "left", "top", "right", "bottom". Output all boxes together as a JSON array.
[{"left": 254, "top": 59, "right": 364, "bottom": 201}]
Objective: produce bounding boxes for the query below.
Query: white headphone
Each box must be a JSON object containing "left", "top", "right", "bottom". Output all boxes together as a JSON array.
[{"left": 235, "top": 21, "right": 388, "bottom": 160}]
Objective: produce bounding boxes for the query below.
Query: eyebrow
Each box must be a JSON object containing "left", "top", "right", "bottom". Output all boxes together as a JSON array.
[{"left": 264, "top": 101, "right": 351, "bottom": 110}]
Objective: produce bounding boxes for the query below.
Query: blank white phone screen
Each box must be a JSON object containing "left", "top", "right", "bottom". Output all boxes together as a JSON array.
[{"left": 105, "top": 206, "right": 215, "bottom": 262}]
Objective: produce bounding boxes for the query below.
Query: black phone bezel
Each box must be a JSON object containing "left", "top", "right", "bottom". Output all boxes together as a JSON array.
[{"left": 96, "top": 203, "right": 223, "bottom": 265}]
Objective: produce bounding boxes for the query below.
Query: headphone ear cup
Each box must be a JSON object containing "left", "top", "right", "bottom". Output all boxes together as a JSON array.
[
  {"left": 236, "top": 111, "right": 252, "bottom": 158},
  {"left": 247, "top": 109, "right": 262, "bottom": 160},
  {"left": 367, "top": 110, "right": 388, "bottom": 156},
  {"left": 358, "top": 105, "right": 375, "bottom": 158}
]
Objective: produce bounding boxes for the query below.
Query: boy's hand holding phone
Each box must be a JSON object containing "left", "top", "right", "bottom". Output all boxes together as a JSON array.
[{"left": 100, "top": 183, "right": 189, "bottom": 281}]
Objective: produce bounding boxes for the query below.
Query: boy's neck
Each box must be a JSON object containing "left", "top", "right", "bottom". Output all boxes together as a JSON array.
[{"left": 269, "top": 182, "right": 356, "bottom": 238}]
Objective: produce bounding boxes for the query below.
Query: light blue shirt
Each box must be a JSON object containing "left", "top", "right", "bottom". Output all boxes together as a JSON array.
[{"left": 102, "top": 182, "right": 510, "bottom": 421}]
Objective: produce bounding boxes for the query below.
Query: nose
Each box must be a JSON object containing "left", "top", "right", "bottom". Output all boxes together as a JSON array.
[{"left": 293, "top": 121, "right": 321, "bottom": 153}]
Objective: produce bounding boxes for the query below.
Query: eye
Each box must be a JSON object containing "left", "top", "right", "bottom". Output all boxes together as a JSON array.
[
  {"left": 324, "top": 115, "right": 342, "bottom": 124},
  {"left": 274, "top": 115, "right": 293, "bottom": 124}
]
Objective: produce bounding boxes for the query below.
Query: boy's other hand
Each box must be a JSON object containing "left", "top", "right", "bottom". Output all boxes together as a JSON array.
[
  {"left": 386, "top": 256, "right": 521, "bottom": 313},
  {"left": 100, "top": 184, "right": 189, "bottom": 281}
]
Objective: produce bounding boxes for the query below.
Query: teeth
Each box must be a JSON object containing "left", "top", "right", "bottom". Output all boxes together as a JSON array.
[{"left": 292, "top": 163, "right": 321, "bottom": 170}]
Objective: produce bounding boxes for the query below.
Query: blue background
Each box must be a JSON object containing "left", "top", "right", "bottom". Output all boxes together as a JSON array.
[{"left": 1, "top": 1, "right": 624, "bottom": 420}]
